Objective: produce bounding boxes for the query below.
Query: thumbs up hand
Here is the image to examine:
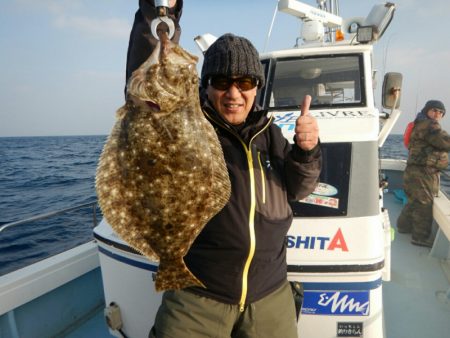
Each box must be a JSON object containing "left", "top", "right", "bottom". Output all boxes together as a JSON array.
[{"left": 295, "top": 95, "right": 319, "bottom": 151}]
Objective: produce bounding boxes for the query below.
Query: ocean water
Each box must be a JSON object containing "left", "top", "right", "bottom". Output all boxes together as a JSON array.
[
  {"left": 0, "top": 135, "right": 105, "bottom": 276},
  {"left": 0, "top": 134, "right": 446, "bottom": 276}
]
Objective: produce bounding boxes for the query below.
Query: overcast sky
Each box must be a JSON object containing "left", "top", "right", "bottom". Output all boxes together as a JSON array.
[{"left": 1, "top": 0, "right": 449, "bottom": 137}]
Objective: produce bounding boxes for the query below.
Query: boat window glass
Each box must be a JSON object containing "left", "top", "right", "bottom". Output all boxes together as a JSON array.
[
  {"left": 290, "top": 142, "right": 351, "bottom": 217},
  {"left": 266, "top": 54, "right": 364, "bottom": 109}
]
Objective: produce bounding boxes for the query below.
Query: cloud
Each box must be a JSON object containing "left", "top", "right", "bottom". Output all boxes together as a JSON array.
[
  {"left": 387, "top": 45, "right": 450, "bottom": 75},
  {"left": 15, "top": 0, "right": 130, "bottom": 40},
  {"left": 397, "top": 0, "right": 450, "bottom": 17},
  {"left": 16, "top": 0, "right": 82, "bottom": 16},
  {"left": 53, "top": 15, "right": 130, "bottom": 40}
]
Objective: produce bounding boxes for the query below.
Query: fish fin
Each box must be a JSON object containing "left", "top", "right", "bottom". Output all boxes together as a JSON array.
[
  {"left": 115, "top": 105, "right": 128, "bottom": 120},
  {"left": 155, "top": 259, "right": 205, "bottom": 292}
]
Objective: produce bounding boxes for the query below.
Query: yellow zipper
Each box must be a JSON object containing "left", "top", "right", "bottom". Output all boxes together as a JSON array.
[
  {"left": 237, "top": 119, "right": 273, "bottom": 312},
  {"left": 239, "top": 146, "right": 257, "bottom": 312},
  {"left": 203, "top": 110, "right": 273, "bottom": 312},
  {"left": 257, "top": 151, "right": 266, "bottom": 204}
]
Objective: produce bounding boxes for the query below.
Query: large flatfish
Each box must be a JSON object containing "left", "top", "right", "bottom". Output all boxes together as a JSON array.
[{"left": 96, "top": 34, "right": 231, "bottom": 291}]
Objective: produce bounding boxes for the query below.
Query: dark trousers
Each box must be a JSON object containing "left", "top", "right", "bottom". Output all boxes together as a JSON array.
[
  {"left": 397, "top": 165, "right": 438, "bottom": 240},
  {"left": 149, "top": 280, "right": 298, "bottom": 338}
]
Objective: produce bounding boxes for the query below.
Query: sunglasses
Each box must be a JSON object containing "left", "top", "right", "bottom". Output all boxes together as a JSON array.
[
  {"left": 208, "top": 76, "right": 258, "bottom": 91},
  {"left": 431, "top": 108, "right": 444, "bottom": 114}
]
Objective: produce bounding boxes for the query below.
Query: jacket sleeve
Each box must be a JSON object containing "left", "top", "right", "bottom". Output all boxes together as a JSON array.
[
  {"left": 272, "top": 127, "right": 321, "bottom": 201},
  {"left": 426, "top": 120, "right": 450, "bottom": 151},
  {"left": 125, "top": 0, "right": 183, "bottom": 94}
]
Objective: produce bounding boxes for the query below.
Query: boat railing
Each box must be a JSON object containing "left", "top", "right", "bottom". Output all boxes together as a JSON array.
[
  {"left": 440, "top": 170, "right": 450, "bottom": 199},
  {"left": 441, "top": 170, "right": 450, "bottom": 181},
  {"left": 0, "top": 202, "right": 99, "bottom": 234}
]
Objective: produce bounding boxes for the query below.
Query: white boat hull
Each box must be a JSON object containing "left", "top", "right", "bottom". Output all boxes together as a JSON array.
[
  {"left": 95, "top": 222, "right": 161, "bottom": 338},
  {"left": 95, "top": 214, "right": 387, "bottom": 338}
]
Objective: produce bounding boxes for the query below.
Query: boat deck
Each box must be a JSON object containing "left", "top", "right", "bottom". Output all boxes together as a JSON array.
[
  {"left": 64, "top": 308, "right": 113, "bottom": 338},
  {"left": 383, "top": 191, "right": 450, "bottom": 338}
]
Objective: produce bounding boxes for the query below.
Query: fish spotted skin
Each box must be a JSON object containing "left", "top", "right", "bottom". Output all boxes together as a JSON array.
[{"left": 96, "top": 34, "right": 231, "bottom": 291}]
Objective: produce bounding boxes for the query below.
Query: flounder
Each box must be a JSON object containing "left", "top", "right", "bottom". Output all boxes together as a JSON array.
[{"left": 96, "top": 34, "right": 231, "bottom": 291}]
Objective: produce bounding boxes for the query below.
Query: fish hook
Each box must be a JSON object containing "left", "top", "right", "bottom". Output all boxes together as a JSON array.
[{"left": 150, "top": 16, "right": 175, "bottom": 40}]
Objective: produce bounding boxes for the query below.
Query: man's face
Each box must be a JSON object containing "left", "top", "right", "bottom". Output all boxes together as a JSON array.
[
  {"left": 206, "top": 76, "right": 258, "bottom": 125},
  {"left": 427, "top": 108, "right": 444, "bottom": 121}
]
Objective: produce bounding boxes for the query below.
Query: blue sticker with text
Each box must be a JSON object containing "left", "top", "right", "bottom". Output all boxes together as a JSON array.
[{"left": 301, "top": 291, "right": 369, "bottom": 316}]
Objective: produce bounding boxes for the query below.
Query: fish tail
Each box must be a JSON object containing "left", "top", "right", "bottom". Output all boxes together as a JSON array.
[{"left": 155, "top": 259, "right": 205, "bottom": 292}]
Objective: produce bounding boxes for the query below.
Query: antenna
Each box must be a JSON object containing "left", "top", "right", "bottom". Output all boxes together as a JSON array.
[
  {"left": 278, "top": 0, "right": 342, "bottom": 44},
  {"left": 264, "top": 1, "right": 280, "bottom": 52},
  {"left": 382, "top": 34, "right": 396, "bottom": 76}
]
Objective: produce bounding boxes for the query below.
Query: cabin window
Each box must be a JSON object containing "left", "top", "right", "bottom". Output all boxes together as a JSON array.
[
  {"left": 260, "top": 54, "right": 365, "bottom": 109},
  {"left": 290, "top": 142, "right": 351, "bottom": 217}
]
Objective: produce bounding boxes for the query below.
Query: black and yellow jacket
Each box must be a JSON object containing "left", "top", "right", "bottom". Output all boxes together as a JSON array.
[
  {"left": 184, "top": 101, "right": 322, "bottom": 310},
  {"left": 126, "top": 0, "right": 321, "bottom": 309}
]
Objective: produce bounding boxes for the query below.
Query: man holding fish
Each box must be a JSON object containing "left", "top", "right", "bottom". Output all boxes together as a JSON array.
[{"left": 126, "top": 1, "right": 321, "bottom": 337}]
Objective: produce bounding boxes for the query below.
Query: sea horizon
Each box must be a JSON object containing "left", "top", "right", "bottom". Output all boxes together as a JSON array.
[{"left": 0, "top": 134, "right": 108, "bottom": 139}]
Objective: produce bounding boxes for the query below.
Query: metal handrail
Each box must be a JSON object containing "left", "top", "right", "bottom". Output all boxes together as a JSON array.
[{"left": 0, "top": 202, "right": 99, "bottom": 234}]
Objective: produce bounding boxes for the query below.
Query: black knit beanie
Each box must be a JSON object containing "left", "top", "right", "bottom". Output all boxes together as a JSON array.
[
  {"left": 201, "top": 33, "right": 265, "bottom": 89},
  {"left": 422, "top": 100, "right": 446, "bottom": 116}
]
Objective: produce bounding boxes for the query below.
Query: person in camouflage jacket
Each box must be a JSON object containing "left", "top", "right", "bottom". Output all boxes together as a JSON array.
[{"left": 397, "top": 100, "right": 450, "bottom": 247}]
